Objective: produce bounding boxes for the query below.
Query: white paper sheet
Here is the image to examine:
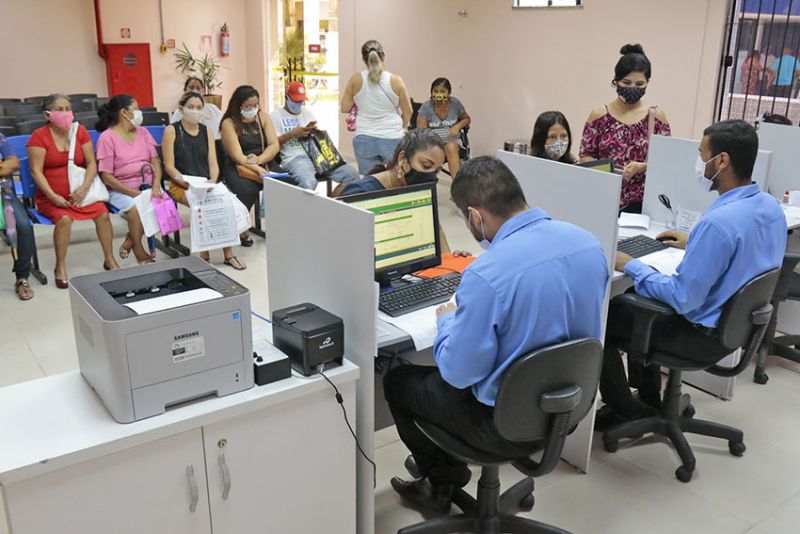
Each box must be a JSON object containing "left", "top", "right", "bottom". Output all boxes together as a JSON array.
[
  {"left": 188, "top": 186, "right": 240, "bottom": 253},
  {"left": 618, "top": 213, "right": 650, "bottom": 229},
  {"left": 640, "top": 248, "right": 684, "bottom": 276},
  {"left": 675, "top": 208, "right": 701, "bottom": 233},
  {"left": 378, "top": 305, "right": 439, "bottom": 351},
  {"left": 124, "top": 288, "right": 223, "bottom": 315},
  {"left": 133, "top": 189, "right": 160, "bottom": 238}
]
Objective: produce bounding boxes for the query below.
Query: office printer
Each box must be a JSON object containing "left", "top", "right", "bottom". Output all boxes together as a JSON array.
[{"left": 69, "top": 257, "right": 254, "bottom": 423}]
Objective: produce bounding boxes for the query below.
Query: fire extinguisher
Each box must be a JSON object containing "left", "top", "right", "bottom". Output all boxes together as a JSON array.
[{"left": 219, "top": 23, "right": 230, "bottom": 57}]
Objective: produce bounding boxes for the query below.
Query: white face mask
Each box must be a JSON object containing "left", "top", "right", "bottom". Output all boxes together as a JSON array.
[
  {"left": 241, "top": 106, "right": 259, "bottom": 119},
  {"left": 468, "top": 208, "right": 491, "bottom": 250},
  {"left": 182, "top": 108, "right": 204, "bottom": 124},
  {"left": 695, "top": 154, "right": 721, "bottom": 193},
  {"left": 127, "top": 109, "right": 143, "bottom": 127}
]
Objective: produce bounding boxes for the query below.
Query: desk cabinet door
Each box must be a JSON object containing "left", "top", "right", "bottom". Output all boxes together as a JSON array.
[
  {"left": 204, "top": 382, "right": 357, "bottom": 534},
  {"left": 4, "top": 429, "right": 212, "bottom": 534}
]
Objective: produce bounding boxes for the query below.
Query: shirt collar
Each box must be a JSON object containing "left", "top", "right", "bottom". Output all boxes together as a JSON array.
[
  {"left": 491, "top": 208, "right": 550, "bottom": 245},
  {"left": 707, "top": 182, "right": 760, "bottom": 213}
]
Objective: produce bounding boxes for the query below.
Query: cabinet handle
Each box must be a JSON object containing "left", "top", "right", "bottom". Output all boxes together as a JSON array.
[
  {"left": 186, "top": 464, "right": 199, "bottom": 513},
  {"left": 219, "top": 453, "right": 232, "bottom": 500}
]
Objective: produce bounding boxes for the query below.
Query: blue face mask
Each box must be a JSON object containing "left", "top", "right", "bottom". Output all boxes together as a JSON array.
[{"left": 286, "top": 98, "right": 304, "bottom": 115}]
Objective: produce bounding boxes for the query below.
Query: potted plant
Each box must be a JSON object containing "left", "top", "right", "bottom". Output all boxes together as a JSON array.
[{"left": 174, "top": 43, "right": 224, "bottom": 109}]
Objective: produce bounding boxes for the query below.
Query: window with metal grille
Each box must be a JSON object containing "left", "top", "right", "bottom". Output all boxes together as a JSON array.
[{"left": 717, "top": 0, "right": 800, "bottom": 124}]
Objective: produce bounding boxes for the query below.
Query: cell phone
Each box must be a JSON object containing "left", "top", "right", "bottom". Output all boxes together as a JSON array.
[{"left": 306, "top": 121, "right": 317, "bottom": 128}]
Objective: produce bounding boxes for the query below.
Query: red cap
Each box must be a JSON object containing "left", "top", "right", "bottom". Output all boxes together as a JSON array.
[{"left": 286, "top": 81, "right": 307, "bottom": 102}]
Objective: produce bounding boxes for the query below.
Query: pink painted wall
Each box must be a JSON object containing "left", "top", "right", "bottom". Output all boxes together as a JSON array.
[
  {"left": 337, "top": 0, "right": 730, "bottom": 157},
  {"left": 4, "top": 0, "right": 265, "bottom": 113}
]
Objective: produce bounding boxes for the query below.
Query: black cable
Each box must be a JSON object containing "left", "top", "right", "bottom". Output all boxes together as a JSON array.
[{"left": 317, "top": 368, "right": 377, "bottom": 489}]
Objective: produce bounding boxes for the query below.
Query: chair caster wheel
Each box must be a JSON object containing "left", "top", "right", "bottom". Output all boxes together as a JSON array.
[
  {"left": 729, "top": 441, "right": 746, "bottom": 457},
  {"left": 603, "top": 438, "right": 619, "bottom": 453},
  {"left": 519, "top": 494, "right": 534, "bottom": 512},
  {"left": 682, "top": 404, "right": 696, "bottom": 419},
  {"left": 753, "top": 371, "right": 769, "bottom": 385},
  {"left": 675, "top": 466, "right": 693, "bottom": 483}
]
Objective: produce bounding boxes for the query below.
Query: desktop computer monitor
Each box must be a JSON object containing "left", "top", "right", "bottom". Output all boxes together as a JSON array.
[
  {"left": 577, "top": 158, "right": 615, "bottom": 173},
  {"left": 341, "top": 183, "right": 442, "bottom": 284}
]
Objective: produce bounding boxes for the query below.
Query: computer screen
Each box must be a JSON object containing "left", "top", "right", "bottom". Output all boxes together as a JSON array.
[
  {"left": 577, "top": 158, "right": 615, "bottom": 173},
  {"left": 341, "top": 183, "right": 441, "bottom": 283}
]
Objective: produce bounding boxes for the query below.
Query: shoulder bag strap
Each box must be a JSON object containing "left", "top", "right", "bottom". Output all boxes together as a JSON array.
[
  {"left": 68, "top": 122, "right": 79, "bottom": 164},
  {"left": 377, "top": 74, "right": 402, "bottom": 115},
  {"left": 647, "top": 106, "right": 657, "bottom": 142},
  {"left": 256, "top": 112, "right": 266, "bottom": 153}
]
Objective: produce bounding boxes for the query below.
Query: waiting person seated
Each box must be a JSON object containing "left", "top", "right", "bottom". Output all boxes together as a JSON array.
[
  {"left": 530, "top": 111, "right": 578, "bottom": 164},
  {"left": 95, "top": 94, "right": 163, "bottom": 265},
  {"left": 268, "top": 81, "right": 359, "bottom": 190},
  {"left": 219, "top": 85, "right": 280, "bottom": 247},
  {"left": 27, "top": 93, "right": 119, "bottom": 288},
  {"left": 385, "top": 156, "right": 609, "bottom": 513},
  {"left": 171, "top": 76, "right": 223, "bottom": 139},
  {"left": 162, "top": 91, "right": 245, "bottom": 270},
  {"left": 598, "top": 120, "right": 787, "bottom": 428},
  {"left": 0, "top": 133, "right": 37, "bottom": 300},
  {"left": 416, "top": 77, "right": 470, "bottom": 177}
]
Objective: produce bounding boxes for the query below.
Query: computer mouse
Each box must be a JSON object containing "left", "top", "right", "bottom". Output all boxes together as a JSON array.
[{"left": 656, "top": 235, "right": 677, "bottom": 243}]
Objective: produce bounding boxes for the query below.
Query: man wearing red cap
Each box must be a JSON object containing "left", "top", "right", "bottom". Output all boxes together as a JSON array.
[{"left": 269, "top": 81, "right": 359, "bottom": 190}]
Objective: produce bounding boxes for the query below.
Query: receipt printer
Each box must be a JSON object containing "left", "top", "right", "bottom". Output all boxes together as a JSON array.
[
  {"left": 69, "top": 257, "right": 254, "bottom": 423},
  {"left": 272, "top": 303, "right": 344, "bottom": 376}
]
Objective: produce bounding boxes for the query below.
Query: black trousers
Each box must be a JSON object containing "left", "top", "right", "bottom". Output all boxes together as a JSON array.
[
  {"left": 600, "top": 300, "right": 731, "bottom": 418},
  {"left": 223, "top": 171, "right": 262, "bottom": 213},
  {"left": 384, "top": 364, "right": 540, "bottom": 487}
]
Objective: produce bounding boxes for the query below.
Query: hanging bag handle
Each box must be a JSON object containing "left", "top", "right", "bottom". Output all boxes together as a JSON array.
[{"left": 68, "top": 122, "right": 79, "bottom": 164}]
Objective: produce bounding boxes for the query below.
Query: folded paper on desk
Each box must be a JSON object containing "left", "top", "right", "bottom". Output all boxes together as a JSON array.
[
  {"left": 640, "top": 248, "right": 684, "bottom": 276},
  {"left": 124, "top": 288, "right": 223, "bottom": 315},
  {"left": 783, "top": 205, "right": 800, "bottom": 219},
  {"left": 618, "top": 213, "right": 650, "bottom": 230},
  {"left": 378, "top": 306, "right": 439, "bottom": 351}
]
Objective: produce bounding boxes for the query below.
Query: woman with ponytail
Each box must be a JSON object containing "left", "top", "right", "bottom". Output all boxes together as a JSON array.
[
  {"left": 340, "top": 40, "right": 412, "bottom": 174},
  {"left": 579, "top": 44, "right": 671, "bottom": 213}
]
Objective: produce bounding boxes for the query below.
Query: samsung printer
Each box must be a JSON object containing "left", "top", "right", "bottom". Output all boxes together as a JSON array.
[{"left": 69, "top": 257, "right": 254, "bottom": 423}]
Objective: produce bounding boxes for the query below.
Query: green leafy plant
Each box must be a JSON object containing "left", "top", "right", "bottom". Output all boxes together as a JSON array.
[{"left": 173, "top": 42, "right": 224, "bottom": 93}]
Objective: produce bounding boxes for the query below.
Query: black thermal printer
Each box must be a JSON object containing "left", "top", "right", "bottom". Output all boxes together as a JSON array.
[{"left": 272, "top": 303, "right": 344, "bottom": 376}]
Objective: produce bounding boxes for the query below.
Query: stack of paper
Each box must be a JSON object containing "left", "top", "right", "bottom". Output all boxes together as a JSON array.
[{"left": 618, "top": 213, "right": 650, "bottom": 230}]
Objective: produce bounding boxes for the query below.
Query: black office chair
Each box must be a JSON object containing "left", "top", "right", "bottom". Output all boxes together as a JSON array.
[
  {"left": 140, "top": 106, "right": 159, "bottom": 113},
  {"left": 70, "top": 99, "right": 95, "bottom": 113},
  {"left": 141, "top": 111, "right": 169, "bottom": 126},
  {"left": 0, "top": 117, "right": 18, "bottom": 129},
  {"left": 17, "top": 119, "right": 48, "bottom": 135},
  {"left": 23, "top": 96, "right": 47, "bottom": 105},
  {"left": 0, "top": 125, "right": 17, "bottom": 137},
  {"left": 754, "top": 253, "right": 800, "bottom": 384},
  {"left": 398, "top": 338, "right": 602, "bottom": 534},
  {"left": 603, "top": 269, "right": 779, "bottom": 483},
  {"left": 69, "top": 93, "right": 98, "bottom": 101},
  {"left": 5, "top": 103, "right": 42, "bottom": 117},
  {"left": 74, "top": 111, "right": 99, "bottom": 119}
]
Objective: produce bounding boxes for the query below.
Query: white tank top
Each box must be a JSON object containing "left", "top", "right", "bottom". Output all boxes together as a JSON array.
[{"left": 353, "top": 70, "right": 404, "bottom": 139}]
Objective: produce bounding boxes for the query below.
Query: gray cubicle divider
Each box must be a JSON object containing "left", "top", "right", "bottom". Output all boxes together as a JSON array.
[
  {"left": 757, "top": 122, "right": 800, "bottom": 201},
  {"left": 643, "top": 135, "right": 773, "bottom": 224},
  {"left": 496, "top": 150, "right": 621, "bottom": 473},
  {"left": 264, "top": 180, "right": 376, "bottom": 534}
]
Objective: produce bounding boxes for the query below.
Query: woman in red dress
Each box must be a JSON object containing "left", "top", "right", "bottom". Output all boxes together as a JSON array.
[{"left": 27, "top": 94, "right": 119, "bottom": 288}]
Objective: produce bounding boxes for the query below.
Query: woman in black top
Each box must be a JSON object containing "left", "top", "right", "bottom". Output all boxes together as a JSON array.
[
  {"left": 219, "top": 85, "right": 279, "bottom": 246},
  {"left": 162, "top": 92, "right": 245, "bottom": 270}
]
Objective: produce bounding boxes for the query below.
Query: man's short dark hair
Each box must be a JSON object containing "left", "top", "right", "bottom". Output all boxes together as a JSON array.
[
  {"left": 451, "top": 156, "right": 528, "bottom": 217},
  {"left": 703, "top": 120, "right": 759, "bottom": 181}
]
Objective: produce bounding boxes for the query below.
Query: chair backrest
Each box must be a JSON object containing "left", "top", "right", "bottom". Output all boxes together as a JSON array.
[
  {"left": 17, "top": 120, "right": 47, "bottom": 135},
  {"left": 772, "top": 253, "right": 800, "bottom": 302},
  {"left": 142, "top": 112, "right": 169, "bottom": 126},
  {"left": 494, "top": 338, "right": 603, "bottom": 443},
  {"left": 145, "top": 125, "right": 166, "bottom": 144},
  {"left": 0, "top": 117, "right": 17, "bottom": 128},
  {"left": 0, "top": 125, "right": 18, "bottom": 137},
  {"left": 88, "top": 129, "right": 101, "bottom": 146},
  {"left": 69, "top": 93, "right": 98, "bottom": 101},
  {"left": 77, "top": 116, "right": 98, "bottom": 130},
  {"left": 15, "top": 114, "right": 43, "bottom": 124},
  {"left": 7, "top": 135, "right": 35, "bottom": 200},
  {"left": 71, "top": 100, "right": 95, "bottom": 113},
  {"left": 24, "top": 96, "right": 47, "bottom": 105},
  {"left": 5, "top": 103, "right": 42, "bottom": 117},
  {"left": 409, "top": 99, "right": 422, "bottom": 129},
  {"left": 75, "top": 110, "right": 99, "bottom": 119},
  {"left": 717, "top": 269, "right": 781, "bottom": 350}
]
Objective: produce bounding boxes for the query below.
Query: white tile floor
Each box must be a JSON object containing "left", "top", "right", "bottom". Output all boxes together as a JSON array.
[{"left": 2, "top": 180, "right": 800, "bottom": 533}]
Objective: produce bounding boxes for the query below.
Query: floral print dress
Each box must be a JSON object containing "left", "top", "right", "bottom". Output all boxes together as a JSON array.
[{"left": 579, "top": 106, "right": 671, "bottom": 209}]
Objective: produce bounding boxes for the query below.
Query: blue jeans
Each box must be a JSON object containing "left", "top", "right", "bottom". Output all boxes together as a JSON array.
[
  {"left": 352, "top": 135, "right": 401, "bottom": 175},
  {"left": 4, "top": 192, "right": 34, "bottom": 279},
  {"left": 282, "top": 155, "right": 360, "bottom": 190}
]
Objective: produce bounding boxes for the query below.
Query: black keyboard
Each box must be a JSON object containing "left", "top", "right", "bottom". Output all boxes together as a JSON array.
[
  {"left": 379, "top": 272, "right": 462, "bottom": 317},
  {"left": 617, "top": 235, "right": 668, "bottom": 258}
]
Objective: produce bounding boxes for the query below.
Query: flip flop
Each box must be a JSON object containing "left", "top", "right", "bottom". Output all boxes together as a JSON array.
[
  {"left": 119, "top": 232, "right": 133, "bottom": 260},
  {"left": 224, "top": 256, "right": 247, "bottom": 271}
]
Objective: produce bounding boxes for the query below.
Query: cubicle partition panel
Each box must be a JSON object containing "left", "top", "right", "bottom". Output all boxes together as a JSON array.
[
  {"left": 643, "top": 135, "right": 773, "bottom": 225},
  {"left": 496, "top": 150, "right": 621, "bottom": 473},
  {"left": 757, "top": 122, "right": 800, "bottom": 201},
  {"left": 264, "top": 180, "right": 376, "bottom": 534}
]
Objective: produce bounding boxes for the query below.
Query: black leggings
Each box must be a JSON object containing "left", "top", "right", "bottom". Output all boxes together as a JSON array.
[{"left": 224, "top": 173, "right": 262, "bottom": 213}]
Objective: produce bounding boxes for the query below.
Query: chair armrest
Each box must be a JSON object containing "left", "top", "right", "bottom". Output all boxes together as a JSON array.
[
  {"left": 612, "top": 293, "right": 675, "bottom": 356},
  {"left": 707, "top": 304, "right": 773, "bottom": 377},
  {"left": 539, "top": 385, "right": 582, "bottom": 414}
]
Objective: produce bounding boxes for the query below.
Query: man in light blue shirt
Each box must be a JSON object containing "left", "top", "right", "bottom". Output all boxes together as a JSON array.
[
  {"left": 599, "top": 120, "right": 787, "bottom": 428},
  {"left": 384, "top": 156, "right": 609, "bottom": 513},
  {"left": 771, "top": 47, "right": 800, "bottom": 98}
]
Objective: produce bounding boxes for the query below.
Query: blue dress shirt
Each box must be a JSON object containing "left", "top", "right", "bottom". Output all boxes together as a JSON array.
[
  {"left": 625, "top": 183, "right": 787, "bottom": 328},
  {"left": 434, "top": 208, "right": 609, "bottom": 406}
]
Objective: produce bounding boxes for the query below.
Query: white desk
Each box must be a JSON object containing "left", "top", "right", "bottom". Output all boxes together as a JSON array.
[{"left": 0, "top": 357, "right": 359, "bottom": 534}]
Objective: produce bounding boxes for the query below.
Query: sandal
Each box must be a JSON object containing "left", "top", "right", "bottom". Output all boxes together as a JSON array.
[
  {"left": 224, "top": 256, "right": 247, "bottom": 271},
  {"left": 15, "top": 279, "right": 34, "bottom": 301},
  {"left": 119, "top": 232, "right": 133, "bottom": 260}
]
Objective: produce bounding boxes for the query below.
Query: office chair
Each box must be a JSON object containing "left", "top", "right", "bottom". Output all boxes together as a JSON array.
[
  {"left": 70, "top": 100, "right": 95, "bottom": 113},
  {"left": 16, "top": 120, "right": 47, "bottom": 135},
  {"left": 397, "top": 338, "right": 602, "bottom": 534},
  {"left": 603, "top": 269, "right": 779, "bottom": 482},
  {"left": 4, "top": 103, "right": 42, "bottom": 117},
  {"left": 141, "top": 112, "right": 169, "bottom": 126},
  {"left": 753, "top": 253, "right": 800, "bottom": 384},
  {"left": 68, "top": 93, "right": 98, "bottom": 101}
]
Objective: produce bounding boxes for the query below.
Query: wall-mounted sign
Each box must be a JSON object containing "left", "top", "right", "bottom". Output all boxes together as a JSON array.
[
  {"left": 308, "top": 44, "right": 321, "bottom": 54},
  {"left": 122, "top": 53, "right": 138, "bottom": 67},
  {"left": 120, "top": 27, "right": 131, "bottom": 38},
  {"left": 167, "top": 39, "right": 176, "bottom": 49},
  {"left": 200, "top": 35, "right": 212, "bottom": 52}
]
